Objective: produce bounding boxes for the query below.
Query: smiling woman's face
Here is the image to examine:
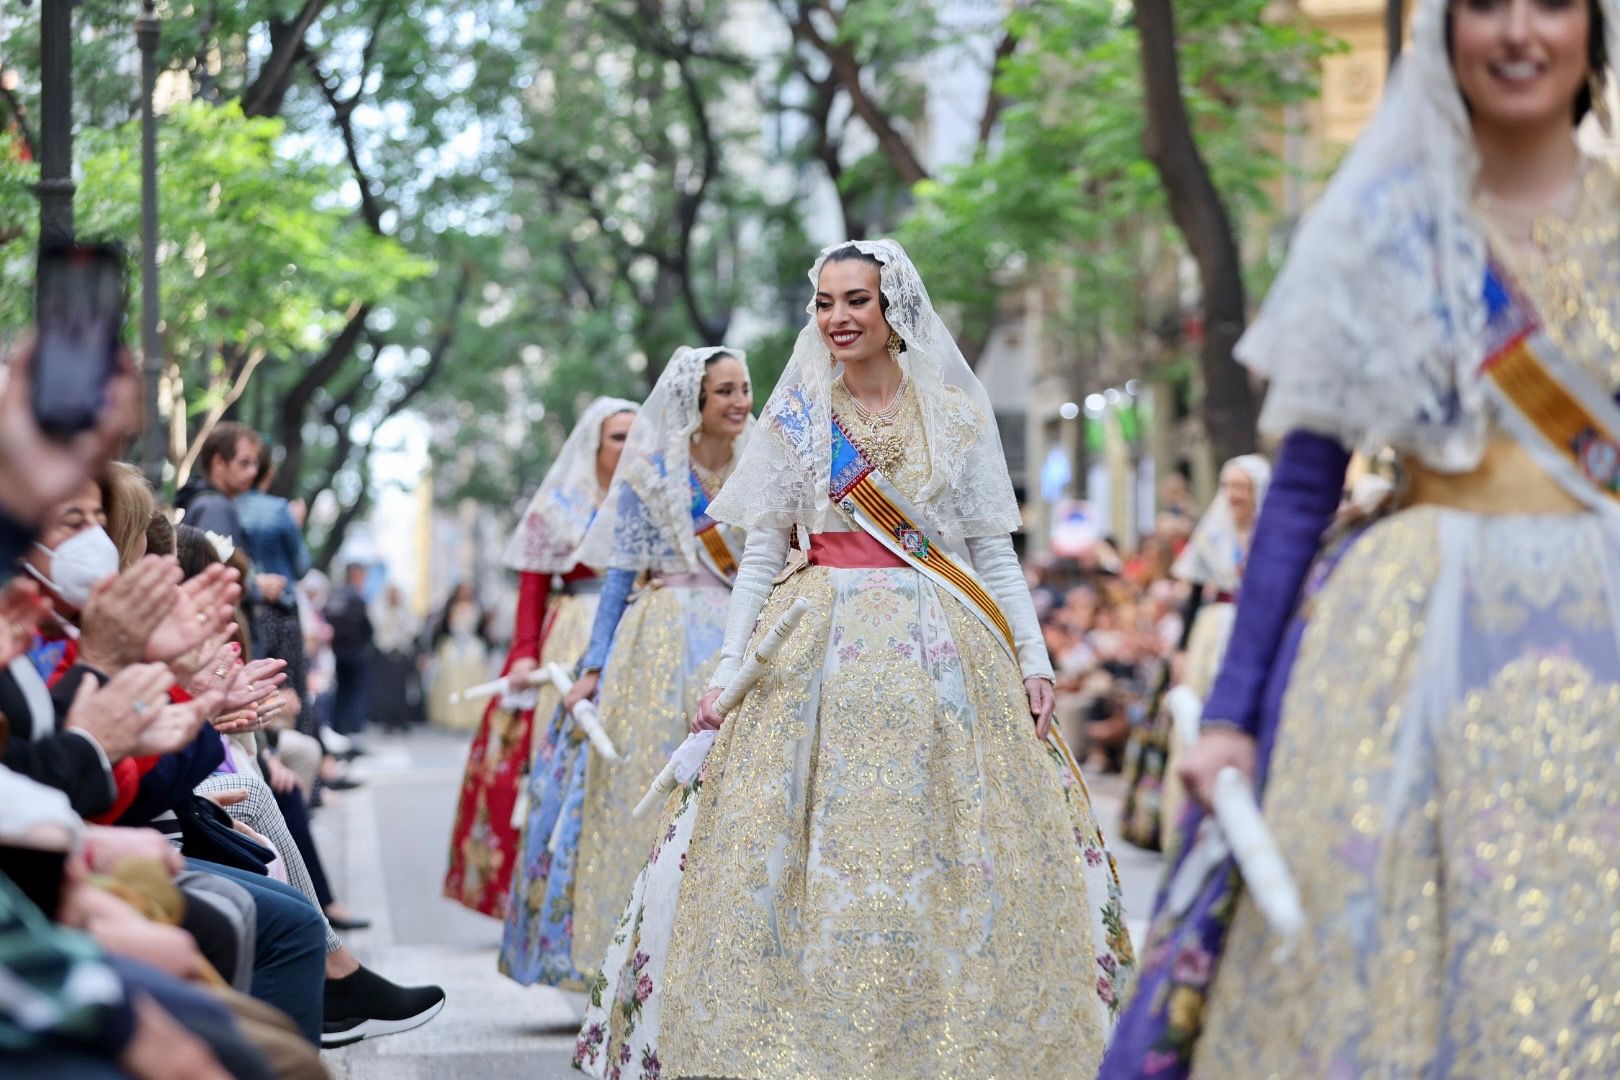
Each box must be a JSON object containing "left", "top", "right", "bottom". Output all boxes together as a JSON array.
[
  {"left": 698, "top": 357, "right": 753, "bottom": 440},
  {"left": 1451, "top": 0, "right": 1592, "bottom": 133},
  {"left": 816, "top": 258, "right": 892, "bottom": 367}
]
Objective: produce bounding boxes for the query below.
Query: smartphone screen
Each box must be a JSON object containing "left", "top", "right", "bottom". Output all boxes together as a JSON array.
[{"left": 33, "top": 242, "right": 126, "bottom": 438}]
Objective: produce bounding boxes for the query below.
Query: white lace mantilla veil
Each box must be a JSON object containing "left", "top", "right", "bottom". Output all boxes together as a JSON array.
[
  {"left": 1171, "top": 454, "right": 1272, "bottom": 594},
  {"left": 705, "top": 238, "right": 1021, "bottom": 551},
  {"left": 572, "top": 345, "right": 753, "bottom": 574},
  {"left": 501, "top": 395, "right": 640, "bottom": 574},
  {"left": 1239, "top": 0, "right": 1620, "bottom": 470}
]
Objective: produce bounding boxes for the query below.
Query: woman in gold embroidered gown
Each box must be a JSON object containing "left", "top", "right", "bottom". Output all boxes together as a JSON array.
[
  {"left": 555, "top": 346, "right": 752, "bottom": 988},
  {"left": 574, "top": 240, "right": 1132, "bottom": 1080},
  {"left": 1165, "top": 0, "right": 1620, "bottom": 1075},
  {"left": 444, "top": 396, "right": 637, "bottom": 921}
]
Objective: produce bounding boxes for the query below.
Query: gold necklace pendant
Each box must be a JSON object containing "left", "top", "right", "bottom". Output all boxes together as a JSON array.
[
  {"left": 836, "top": 378, "right": 909, "bottom": 473},
  {"left": 852, "top": 412, "right": 905, "bottom": 473}
]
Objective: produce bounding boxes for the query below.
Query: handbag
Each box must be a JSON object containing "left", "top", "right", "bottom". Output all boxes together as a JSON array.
[{"left": 175, "top": 794, "right": 274, "bottom": 875}]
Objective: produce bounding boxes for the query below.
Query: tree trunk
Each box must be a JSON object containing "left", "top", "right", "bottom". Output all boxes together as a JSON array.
[
  {"left": 1135, "top": 0, "right": 1258, "bottom": 463},
  {"left": 270, "top": 304, "right": 371, "bottom": 498},
  {"left": 241, "top": 0, "right": 327, "bottom": 118}
]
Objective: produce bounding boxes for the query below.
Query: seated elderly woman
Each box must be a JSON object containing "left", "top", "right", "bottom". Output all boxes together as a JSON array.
[{"left": 14, "top": 472, "right": 443, "bottom": 1052}]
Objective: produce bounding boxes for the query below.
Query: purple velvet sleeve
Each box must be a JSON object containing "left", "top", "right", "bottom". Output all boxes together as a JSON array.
[{"left": 1200, "top": 430, "right": 1351, "bottom": 736}]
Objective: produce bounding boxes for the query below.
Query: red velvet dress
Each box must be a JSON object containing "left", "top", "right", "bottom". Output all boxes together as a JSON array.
[{"left": 443, "top": 565, "right": 595, "bottom": 917}]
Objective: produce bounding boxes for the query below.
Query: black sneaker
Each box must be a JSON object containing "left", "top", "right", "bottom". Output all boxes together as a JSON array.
[{"left": 321, "top": 965, "right": 445, "bottom": 1048}]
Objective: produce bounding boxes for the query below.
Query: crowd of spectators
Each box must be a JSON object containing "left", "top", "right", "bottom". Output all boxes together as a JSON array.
[
  {"left": 0, "top": 338, "right": 445, "bottom": 1079},
  {"left": 1030, "top": 508, "right": 1196, "bottom": 781}
]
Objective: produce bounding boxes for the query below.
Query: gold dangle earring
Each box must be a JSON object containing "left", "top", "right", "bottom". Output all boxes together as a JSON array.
[
  {"left": 886, "top": 330, "right": 903, "bottom": 360},
  {"left": 1592, "top": 72, "right": 1612, "bottom": 132}
]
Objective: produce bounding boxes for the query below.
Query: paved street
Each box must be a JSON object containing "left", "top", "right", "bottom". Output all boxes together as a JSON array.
[{"left": 319, "top": 728, "right": 1163, "bottom": 1079}]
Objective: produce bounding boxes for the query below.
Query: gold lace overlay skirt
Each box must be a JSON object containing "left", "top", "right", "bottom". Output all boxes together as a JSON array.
[
  {"left": 570, "top": 582, "right": 728, "bottom": 975},
  {"left": 660, "top": 564, "right": 1110, "bottom": 1079},
  {"left": 1195, "top": 507, "right": 1620, "bottom": 1078}
]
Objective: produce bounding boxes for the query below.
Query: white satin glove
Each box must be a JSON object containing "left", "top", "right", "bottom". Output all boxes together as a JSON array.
[
  {"left": 964, "top": 533, "right": 1055, "bottom": 683},
  {"left": 709, "top": 527, "right": 791, "bottom": 691}
]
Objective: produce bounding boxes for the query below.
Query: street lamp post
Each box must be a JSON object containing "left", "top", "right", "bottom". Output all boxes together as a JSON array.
[
  {"left": 136, "top": 0, "right": 165, "bottom": 487},
  {"left": 37, "top": 0, "right": 74, "bottom": 244}
]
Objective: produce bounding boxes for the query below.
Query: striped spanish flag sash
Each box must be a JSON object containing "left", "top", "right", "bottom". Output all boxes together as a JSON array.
[
  {"left": 689, "top": 468, "right": 739, "bottom": 586},
  {"left": 828, "top": 417, "right": 1018, "bottom": 661},
  {"left": 1479, "top": 258, "right": 1620, "bottom": 508}
]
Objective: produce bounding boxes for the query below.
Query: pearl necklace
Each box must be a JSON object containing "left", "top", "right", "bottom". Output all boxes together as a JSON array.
[{"left": 847, "top": 375, "right": 908, "bottom": 425}]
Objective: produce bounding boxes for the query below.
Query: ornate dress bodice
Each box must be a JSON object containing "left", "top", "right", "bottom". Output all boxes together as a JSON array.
[
  {"left": 1403, "top": 159, "right": 1620, "bottom": 513},
  {"left": 831, "top": 377, "right": 930, "bottom": 499},
  {"left": 1481, "top": 158, "right": 1620, "bottom": 396}
]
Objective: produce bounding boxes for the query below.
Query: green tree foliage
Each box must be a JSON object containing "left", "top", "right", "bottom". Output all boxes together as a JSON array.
[
  {"left": 0, "top": 0, "right": 1342, "bottom": 553},
  {"left": 899, "top": 0, "right": 1335, "bottom": 385},
  {"left": 1, "top": 103, "right": 426, "bottom": 455}
]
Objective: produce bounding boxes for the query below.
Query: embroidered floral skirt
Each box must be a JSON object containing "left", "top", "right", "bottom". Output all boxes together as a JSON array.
[
  {"left": 575, "top": 564, "right": 1134, "bottom": 1080},
  {"left": 1195, "top": 508, "right": 1620, "bottom": 1077},
  {"left": 561, "top": 583, "right": 728, "bottom": 984},
  {"left": 489, "top": 595, "right": 599, "bottom": 984},
  {"left": 1104, "top": 534, "right": 1351, "bottom": 1079},
  {"left": 444, "top": 603, "right": 572, "bottom": 917}
]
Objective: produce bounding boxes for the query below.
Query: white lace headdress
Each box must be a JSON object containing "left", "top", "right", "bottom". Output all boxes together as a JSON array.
[
  {"left": 573, "top": 346, "right": 753, "bottom": 574},
  {"left": 1171, "top": 454, "right": 1272, "bottom": 593},
  {"left": 1240, "top": 0, "right": 1620, "bottom": 471},
  {"left": 502, "top": 396, "right": 640, "bottom": 574},
  {"left": 705, "top": 238, "right": 1021, "bottom": 550}
]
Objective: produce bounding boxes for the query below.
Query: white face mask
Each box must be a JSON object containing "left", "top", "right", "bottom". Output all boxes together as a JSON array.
[{"left": 29, "top": 526, "right": 121, "bottom": 609}]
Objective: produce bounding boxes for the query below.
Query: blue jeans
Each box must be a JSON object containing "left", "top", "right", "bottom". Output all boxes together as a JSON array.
[{"left": 185, "top": 860, "right": 326, "bottom": 1044}]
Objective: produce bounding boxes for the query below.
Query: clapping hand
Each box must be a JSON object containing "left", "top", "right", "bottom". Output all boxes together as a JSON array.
[
  {"left": 130, "top": 689, "right": 222, "bottom": 758},
  {"left": 219, "top": 657, "right": 287, "bottom": 713},
  {"left": 77, "top": 558, "right": 182, "bottom": 670},
  {"left": 209, "top": 708, "right": 263, "bottom": 736},
  {"left": 149, "top": 564, "right": 240, "bottom": 666},
  {"left": 64, "top": 663, "right": 177, "bottom": 762},
  {"left": 189, "top": 646, "right": 285, "bottom": 711}
]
